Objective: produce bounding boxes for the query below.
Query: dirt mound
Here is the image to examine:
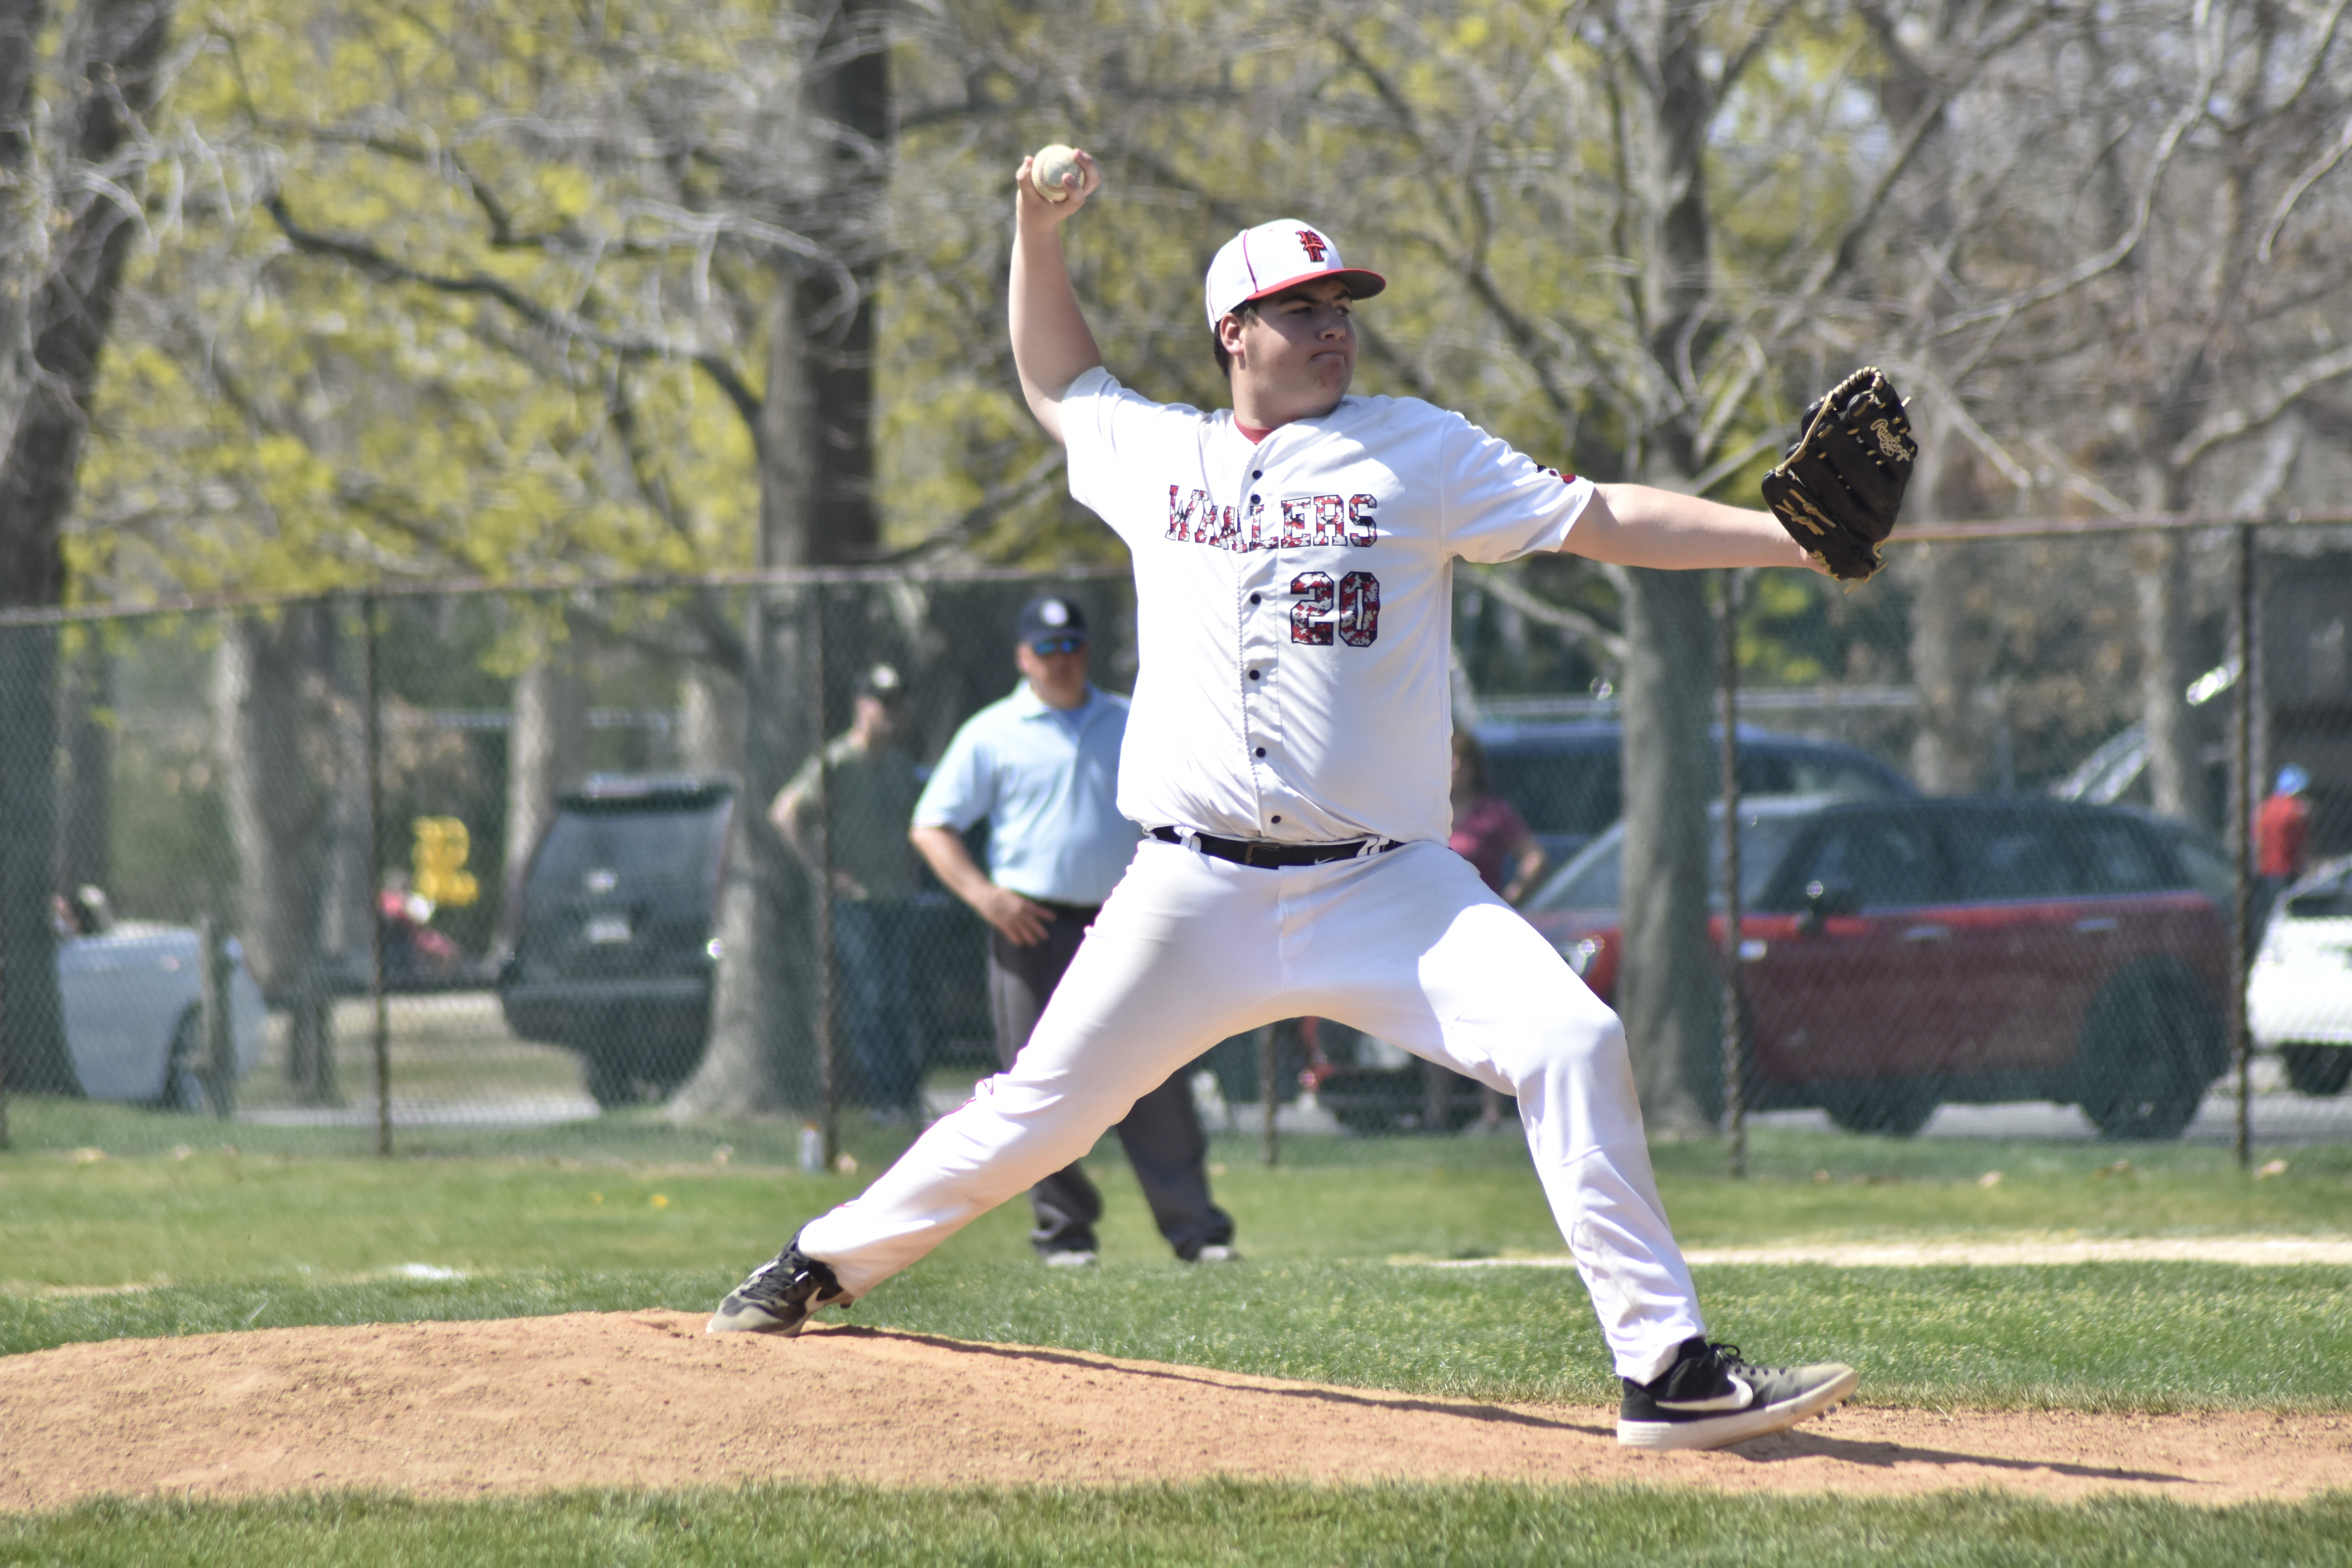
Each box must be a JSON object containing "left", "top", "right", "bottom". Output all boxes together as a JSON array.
[{"left": 2, "top": 1313, "right": 2344, "bottom": 1511}]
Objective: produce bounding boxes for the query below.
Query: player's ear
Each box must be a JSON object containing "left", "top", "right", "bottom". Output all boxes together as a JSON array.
[{"left": 1216, "top": 311, "right": 1247, "bottom": 362}]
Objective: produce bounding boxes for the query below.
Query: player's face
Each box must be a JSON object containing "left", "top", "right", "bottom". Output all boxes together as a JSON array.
[{"left": 1224, "top": 278, "right": 1356, "bottom": 422}]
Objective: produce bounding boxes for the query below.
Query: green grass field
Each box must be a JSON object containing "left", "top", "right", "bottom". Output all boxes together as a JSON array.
[
  {"left": 4, "top": 1112, "right": 2350, "bottom": 1562},
  {"left": 7, "top": 1484, "right": 2352, "bottom": 1567}
]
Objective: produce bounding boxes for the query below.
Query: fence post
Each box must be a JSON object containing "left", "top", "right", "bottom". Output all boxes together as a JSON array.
[
  {"left": 0, "top": 945, "right": 9, "bottom": 1151},
  {"left": 364, "top": 594, "right": 391, "bottom": 1158},
  {"left": 811, "top": 586, "right": 840, "bottom": 1169},
  {"left": 1719, "top": 569, "right": 1746, "bottom": 1179},
  {"left": 199, "top": 914, "right": 236, "bottom": 1119},
  {"left": 2231, "top": 526, "right": 2256, "bottom": 1172}
]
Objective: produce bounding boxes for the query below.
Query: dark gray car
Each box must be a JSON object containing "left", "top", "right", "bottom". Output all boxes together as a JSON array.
[{"left": 498, "top": 775, "right": 735, "bottom": 1106}]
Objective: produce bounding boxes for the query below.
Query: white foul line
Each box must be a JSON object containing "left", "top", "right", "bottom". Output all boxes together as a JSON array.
[{"left": 1413, "top": 1237, "right": 2352, "bottom": 1269}]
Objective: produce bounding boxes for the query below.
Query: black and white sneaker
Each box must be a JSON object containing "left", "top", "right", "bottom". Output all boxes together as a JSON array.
[
  {"left": 706, "top": 1241, "right": 849, "bottom": 1336},
  {"left": 1616, "top": 1338, "right": 1857, "bottom": 1450}
]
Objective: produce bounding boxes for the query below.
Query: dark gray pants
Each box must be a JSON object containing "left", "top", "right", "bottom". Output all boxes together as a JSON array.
[{"left": 990, "top": 904, "right": 1234, "bottom": 1260}]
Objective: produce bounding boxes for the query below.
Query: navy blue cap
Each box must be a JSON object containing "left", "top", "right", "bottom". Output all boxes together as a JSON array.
[{"left": 1017, "top": 596, "right": 1088, "bottom": 644}]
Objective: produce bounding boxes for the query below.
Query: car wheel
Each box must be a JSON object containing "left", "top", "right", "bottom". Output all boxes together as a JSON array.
[
  {"left": 2077, "top": 965, "right": 2216, "bottom": 1141},
  {"left": 159, "top": 1007, "right": 209, "bottom": 1114},
  {"left": 2281, "top": 1044, "right": 2352, "bottom": 1098},
  {"left": 1818, "top": 1079, "right": 1938, "bottom": 1138}
]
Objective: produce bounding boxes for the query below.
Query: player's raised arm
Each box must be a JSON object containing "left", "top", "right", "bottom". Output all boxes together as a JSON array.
[
  {"left": 1009, "top": 147, "right": 1107, "bottom": 446},
  {"left": 1567, "top": 485, "right": 1824, "bottom": 572}
]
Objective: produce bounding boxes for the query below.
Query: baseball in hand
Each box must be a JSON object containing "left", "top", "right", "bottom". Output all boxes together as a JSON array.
[{"left": 1030, "top": 144, "right": 1083, "bottom": 202}]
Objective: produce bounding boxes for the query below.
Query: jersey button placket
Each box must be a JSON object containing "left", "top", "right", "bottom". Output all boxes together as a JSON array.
[{"left": 1236, "top": 477, "right": 1289, "bottom": 835}]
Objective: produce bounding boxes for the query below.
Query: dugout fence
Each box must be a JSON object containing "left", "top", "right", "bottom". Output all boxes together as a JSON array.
[{"left": 0, "top": 520, "right": 2346, "bottom": 1169}]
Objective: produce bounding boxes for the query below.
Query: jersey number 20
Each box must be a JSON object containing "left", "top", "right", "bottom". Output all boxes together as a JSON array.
[{"left": 1290, "top": 571, "right": 1380, "bottom": 647}]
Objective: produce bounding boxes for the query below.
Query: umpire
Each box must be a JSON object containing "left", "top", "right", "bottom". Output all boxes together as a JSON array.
[{"left": 909, "top": 595, "right": 1237, "bottom": 1267}]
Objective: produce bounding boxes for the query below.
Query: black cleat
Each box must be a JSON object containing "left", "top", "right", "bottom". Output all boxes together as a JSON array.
[
  {"left": 1616, "top": 1338, "right": 1857, "bottom": 1450},
  {"left": 706, "top": 1241, "right": 849, "bottom": 1336}
]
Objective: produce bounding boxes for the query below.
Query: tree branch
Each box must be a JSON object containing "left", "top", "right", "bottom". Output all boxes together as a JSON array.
[
  {"left": 264, "top": 193, "right": 765, "bottom": 428},
  {"left": 1466, "top": 561, "right": 1626, "bottom": 661},
  {"left": 2169, "top": 342, "right": 2352, "bottom": 471}
]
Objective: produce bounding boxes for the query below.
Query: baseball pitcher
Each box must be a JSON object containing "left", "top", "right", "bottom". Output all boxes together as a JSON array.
[{"left": 708, "top": 147, "right": 1913, "bottom": 1452}]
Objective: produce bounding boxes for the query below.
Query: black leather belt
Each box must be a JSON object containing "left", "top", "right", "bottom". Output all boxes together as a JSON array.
[{"left": 1151, "top": 826, "right": 1403, "bottom": 867}]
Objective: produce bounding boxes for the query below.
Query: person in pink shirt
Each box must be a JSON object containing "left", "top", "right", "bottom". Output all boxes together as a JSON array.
[
  {"left": 1448, "top": 731, "right": 1545, "bottom": 904},
  {"left": 1447, "top": 730, "right": 1547, "bottom": 1131}
]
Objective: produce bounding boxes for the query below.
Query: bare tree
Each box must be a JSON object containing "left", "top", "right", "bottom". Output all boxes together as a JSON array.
[{"left": 1869, "top": 0, "right": 2352, "bottom": 824}]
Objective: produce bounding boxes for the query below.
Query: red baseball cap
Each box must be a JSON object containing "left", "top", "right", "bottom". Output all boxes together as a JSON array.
[{"left": 1203, "top": 220, "right": 1386, "bottom": 328}]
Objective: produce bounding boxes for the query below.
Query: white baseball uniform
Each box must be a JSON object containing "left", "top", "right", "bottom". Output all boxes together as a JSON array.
[{"left": 796, "top": 368, "right": 1707, "bottom": 1383}]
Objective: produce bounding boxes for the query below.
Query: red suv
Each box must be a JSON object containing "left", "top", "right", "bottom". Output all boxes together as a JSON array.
[{"left": 1524, "top": 796, "right": 2236, "bottom": 1139}]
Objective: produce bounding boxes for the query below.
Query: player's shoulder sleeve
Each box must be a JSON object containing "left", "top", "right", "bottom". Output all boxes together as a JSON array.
[
  {"left": 910, "top": 702, "right": 1004, "bottom": 831},
  {"left": 1061, "top": 368, "right": 1211, "bottom": 544},
  {"left": 1432, "top": 406, "right": 1598, "bottom": 564}
]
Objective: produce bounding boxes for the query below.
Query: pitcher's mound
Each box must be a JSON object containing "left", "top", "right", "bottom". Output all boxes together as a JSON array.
[{"left": 1, "top": 1312, "right": 2342, "bottom": 1511}]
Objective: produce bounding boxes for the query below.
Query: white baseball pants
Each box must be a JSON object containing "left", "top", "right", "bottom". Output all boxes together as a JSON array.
[{"left": 796, "top": 837, "right": 1706, "bottom": 1383}]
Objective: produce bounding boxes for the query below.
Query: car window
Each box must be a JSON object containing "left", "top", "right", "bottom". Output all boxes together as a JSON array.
[
  {"left": 2077, "top": 822, "right": 2168, "bottom": 893},
  {"left": 533, "top": 806, "right": 728, "bottom": 896},
  {"left": 1485, "top": 751, "right": 1621, "bottom": 840},
  {"left": 1740, "top": 750, "right": 1899, "bottom": 799},
  {"left": 2161, "top": 827, "right": 2234, "bottom": 904},
  {"left": 1526, "top": 809, "right": 1817, "bottom": 914},
  {"left": 1529, "top": 834, "right": 1622, "bottom": 911},
  {"left": 1778, "top": 817, "right": 1949, "bottom": 909},
  {"left": 1942, "top": 811, "right": 2169, "bottom": 901},
  {"left": 1946, "top": 814, "right": 2078, "bottom": 900}
]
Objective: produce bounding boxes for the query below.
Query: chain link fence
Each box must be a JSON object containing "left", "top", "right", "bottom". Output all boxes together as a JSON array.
[{"left": 1, "top": 524, "right": 2347, "bottom": 1166}]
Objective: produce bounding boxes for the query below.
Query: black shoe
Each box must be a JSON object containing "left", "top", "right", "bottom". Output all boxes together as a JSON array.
[
  {"left": 706, "top": 1241, "right": 849, "bottom": 1336},
  {"left": 1616, "top": 1338, "right": 1857, "bottom": 1450}
]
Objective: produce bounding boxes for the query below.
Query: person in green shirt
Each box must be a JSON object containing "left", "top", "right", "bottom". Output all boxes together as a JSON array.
[{"left": 772, "top": 664, "right": 926, "bottom": 1119}]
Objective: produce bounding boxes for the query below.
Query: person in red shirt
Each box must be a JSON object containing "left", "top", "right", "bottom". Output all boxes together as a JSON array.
[
  {"left": 2258, "top": 766, "right": 2312, "bottom": 879},
  {"left": 2254, "top": 764, "right": 2313, "bottom": 946}
]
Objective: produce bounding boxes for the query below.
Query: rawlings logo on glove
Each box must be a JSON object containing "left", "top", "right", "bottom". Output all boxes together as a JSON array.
[{"left": 1760, "top": 367, "right": 1916, "bottom": 583}]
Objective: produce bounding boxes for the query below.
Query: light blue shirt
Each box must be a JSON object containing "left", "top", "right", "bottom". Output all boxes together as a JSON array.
[{"left": 913, "top": 682, "right": 1141, "bottom": 906}]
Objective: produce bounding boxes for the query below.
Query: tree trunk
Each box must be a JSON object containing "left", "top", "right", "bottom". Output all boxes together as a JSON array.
[
  {"left": 668, "top": 591, "right": 820, "bottom": 1119},
  {"left": 214, "top": 610, "right": 339, "bottom": 1104},
  {"left": 1901, "top": 403, "right": 1980, "bottom": 792},
  {"left": 317, "top": 609, "right": 372, "bottom": 989},
  {"left": 0, "top": 0, "right": 47, "bottom": 439},
  {"left": 793, "top": 0, "right": 886, "bottom": 566},
  {"left": 678, "top": 662, "right": 745, "bottom": 779},
  {"left": 2136, "top": 527, "right": 2205, "bottom": 824},
  {"left": 56, "top": 631, "right": 112, "bottom": 902},
  {"left": 1611, "top": 1, "right": 1719, "bottom": 1131},
  {"left": 670, "top": 0, "right": 890, "bottom": 1117},
  {"left": 0, "top": 622, "right": 73, "bottom": 1094},
  {"left": 669, "top": 266, "right": 828, "bottom": 1118},
  {"left": 0, "top": 0, "right": 174, "bottom": 1099},
  {"left": 1615, "top": 568, "right": 1716, "bottom": 1130},
  {"left": 500, "top": 648, "right": 589, "bottom": 947},
  {"left": 1906, "top": 544, "right": 1980, "bottom": 793}
]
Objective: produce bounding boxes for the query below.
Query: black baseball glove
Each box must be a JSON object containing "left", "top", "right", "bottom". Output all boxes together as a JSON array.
[{"left": 1759, "top": 367, "right": 1917, "bottom": 583}]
